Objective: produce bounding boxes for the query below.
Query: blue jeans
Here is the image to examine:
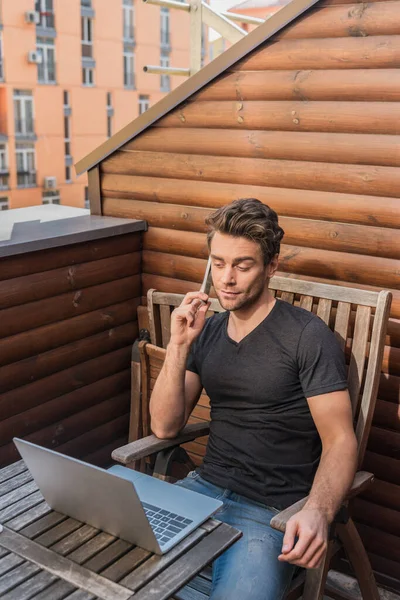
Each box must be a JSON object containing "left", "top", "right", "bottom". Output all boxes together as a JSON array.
[{"left": 176, "top": 471, "right": 297, "bottom": 600}]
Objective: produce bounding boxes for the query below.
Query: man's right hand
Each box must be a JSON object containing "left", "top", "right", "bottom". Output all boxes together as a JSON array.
[{"left": 170, "top": 292, "right": 210, "bottom": 347}]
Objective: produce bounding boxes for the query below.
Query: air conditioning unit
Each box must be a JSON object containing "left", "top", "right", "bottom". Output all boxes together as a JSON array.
[
  {"left": 44, "top": 176, "right": 57, "bottom": 190},
  {"left": 28, "top": 50, "right": 42, "bottom": 64},
  {"left": 25, "top": 11, "right": 40, "bottom": 24}
]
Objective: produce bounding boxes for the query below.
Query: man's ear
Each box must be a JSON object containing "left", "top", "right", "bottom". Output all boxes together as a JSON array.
[{"left": 267, "top": 254, "right": 279, "bottom": 279}]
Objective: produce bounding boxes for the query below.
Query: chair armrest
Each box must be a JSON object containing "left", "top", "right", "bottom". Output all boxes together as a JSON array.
[
  {"left": 270, "top": 471, "right": 374, "bottom": 533},
  {"left": 111, "top": 422, "right": 210, "bottom": 465}
]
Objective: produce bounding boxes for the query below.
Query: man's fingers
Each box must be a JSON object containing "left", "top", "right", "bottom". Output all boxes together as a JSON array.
[
  {"left": 281, "top": 519, "right": 297, "bottom": 554},
  {"left": 182, "top": 292, "right": 209, "bottom": 306}
]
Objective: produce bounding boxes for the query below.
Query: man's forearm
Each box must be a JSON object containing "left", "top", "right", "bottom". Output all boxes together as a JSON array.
[
  {"left": 304, "top": 436, "right": 358, "bottom": 523},
  {"left": 149, "top": 342, "right": 190, "bottom": 438}
]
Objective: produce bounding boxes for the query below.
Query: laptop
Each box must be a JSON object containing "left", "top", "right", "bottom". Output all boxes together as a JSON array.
[{"left": 13, "top": 438, "right": 223, "bottom": 555}]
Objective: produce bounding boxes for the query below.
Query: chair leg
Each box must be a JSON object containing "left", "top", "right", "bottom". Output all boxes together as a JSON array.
[
  {"left": 335, "top": 518, "right": 380, "bottom": 600},
  {"left": 302, "top": 539, "right": 335, "bottom": 600},
  {"left": 153, "top": 446, "right": 195, "bottom": 482}
]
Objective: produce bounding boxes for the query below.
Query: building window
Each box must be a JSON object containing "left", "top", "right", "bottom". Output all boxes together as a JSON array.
[
  {"left": 107, "top": 115, "right": 112, "bottom": 138},
  {"left": 35, "top": 0, "right": 55, "bottom": 29},
  {"left": 160, "top": 53, "right": 170, "bottom": 92},
  {"left": 16, "top": 143, "right": 36, "bottom": 188},
  {"left": 84, "top": 185, "right": 89, "bottom": 209},
  {"left": 82, "top": 66, "right": 94, "bottom": 86},
  {"left": 14, "top": 90, "right": 34, "bottom": 136},
  {"left": 123, "top": 0, "right": 134, "bottom": 41},
  {"left": 37, "top": 37, "right": 56, "bottom": 83},
  {"left": 123, "top": 49, "right": 135, "bottom": 88},
  {"left": 106, "top": 92, "right": 113, "bottom": 138},
  {"left": 81, "top": 0, "right": 92, "bottom": 6},
  {"left": 0, "top": 197, "right": 8, "bottom": 210},
  {"left": 81, "top": 16, "right": 93, "bottom": 58},
  {"left": 0, "top": 143, "right": 9, "bottom": 190},
  {"left": 42, "top": 191, "right": 60, "bottom": 204},
  {"left": 138, "top": 95, "right": 150, "bottom": 115},
  {"left": 160, "top": 7, "right": 170, "bottom": 47},
  {"left": 63, "top": 90, "right": 70, "bottom": 106},
  {"left": 65, "top": 166, "right": 72, "bottom": 182},
  {"left": 64, "top": 116, "right": 71, "bottom": 155}
]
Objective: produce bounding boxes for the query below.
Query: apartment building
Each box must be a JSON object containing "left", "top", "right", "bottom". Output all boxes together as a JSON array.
[{"left": 0, "top": 0, "right": 193, "bottom": 210}]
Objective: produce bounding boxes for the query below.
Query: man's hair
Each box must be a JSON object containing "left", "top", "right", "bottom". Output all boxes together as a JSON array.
[{"left": 206, "top": 198, "right": 285, "bottom": 265}]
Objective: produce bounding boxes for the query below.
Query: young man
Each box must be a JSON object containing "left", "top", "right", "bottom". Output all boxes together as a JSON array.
[{"left": 150, "top": 199, "right": 357, "bottom": 600}]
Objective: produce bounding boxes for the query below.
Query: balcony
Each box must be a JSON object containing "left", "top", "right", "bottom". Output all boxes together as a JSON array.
[
  {"left": 0, "top": 169, "right": 9, "bottom": 190},
  {"left": 17, "top": 171, "right": 37, "bottom": 188}
]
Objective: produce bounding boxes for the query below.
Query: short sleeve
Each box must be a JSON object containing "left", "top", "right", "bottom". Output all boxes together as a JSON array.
[
  {"left": 297, "top": 316, "right": 348, "bottom": 398},
  {"left": 186, "top": 340, "right": 199, "bottom": 375}
]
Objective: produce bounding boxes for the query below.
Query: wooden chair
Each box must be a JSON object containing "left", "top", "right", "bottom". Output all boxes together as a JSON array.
[{"left": 113, "top": 276, "right": 392, "bottom": 600}]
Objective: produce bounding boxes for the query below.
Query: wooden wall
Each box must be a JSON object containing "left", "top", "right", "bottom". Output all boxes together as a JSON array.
[
  {"left": 99, "top": 0, "right": 400, "bottom": 590},
  {"left": 0, "top": 232, "right": 141, "bottom": 469}
]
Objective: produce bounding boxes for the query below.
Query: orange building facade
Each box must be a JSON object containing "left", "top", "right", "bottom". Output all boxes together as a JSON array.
[{"left": 0, "top": 0, "right": 194, "bottom": 209}]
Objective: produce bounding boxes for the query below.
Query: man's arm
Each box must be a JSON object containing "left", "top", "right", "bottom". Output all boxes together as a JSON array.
[
  {"left": 150, "top": 291, "right": 209, "bottom": 439},
  {"left": 278, "top": 389, "right": 357, "bottom": 569}
]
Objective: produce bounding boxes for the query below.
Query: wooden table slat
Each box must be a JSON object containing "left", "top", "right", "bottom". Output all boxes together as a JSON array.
[
  {"left": 0, "top": 481, "right": 38, "bottom": 511},
  {"left": 30, "top": 535, "right": 130, "bottom": 600},
  {"left": 0, "top": 461, "right": 27, "bottom": 484},
  {"left": 0, "top": 527, "right": 134, "bottom": 600},
  {"left": 35, "top": 518, "right": 83, "bottom": 547},
  {"left": 1, "top": 568, "right": 58, "bottom": 600},
  {"left": 121, "top": 525, "right": 216, "bottom": 591},
  {"left": 0, "top": 560, "right": 39, "bottom": 595},
  {"left": 133, "top": 523, "right": 242, "bottom": 600},
  {"left": 5, "top": 502, "right": 53, "bottom": 537},
  {"left": 0, "top": 471, "right": 33, "bottom": 498},
  {"left": 50, "top": 524, "right": 100, "bottom": 555},
  {"left": 0, "top": 490, "right": 44, "bottom": 523},
  {"left": 0, "top": 552, "right": 24, "bottom": 577}
]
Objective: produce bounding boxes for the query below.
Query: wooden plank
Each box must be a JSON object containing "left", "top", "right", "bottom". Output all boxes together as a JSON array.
[
  {"left": 0, "top": 323, "right": 137, "bottom": 395},
  {"left": 334, "top": 302, "right": 352, "bottom": 352},
  {"left": 347, "top": 305, "right": 372, "bottom": 416},
  {"left": 0, "top": 345, "right": 131, "bottom": 424},
  {"left": 0, "top": 552, "right": 24, "bottom": 577},
  {"left": 103, "top": 150, "right": 400, "bottom": 197},
  {"left": 102, "top": 174, "right": 400, "bottom": 229},
  {"left": 0, "top": 527, "right": 134, "bottom": 600},
  {"left": 159, "top": 304, "right": 172, "bottom": 348},
  {"left": 0, "top": 561, "right": 39, "bottom": 595},
  {"left": 0, "top": 471, "right": 32, "bottom": 498},
  {"left": 0, "top": 252, "right": 140, "bottom": 311},
  {"left": 236, "top": 36, "right": 400, "bottom": 71},
  {"left": 316, "top": 297, "right": 332, "bottom": 325},
  {"left": 131, "top": 523, "right": 241, "bottom": 600},
  {"left": 120, "top": 526, "right": 216, "bottom": 590},
  {"left": 88, "top": 166, "right": 102, "bottom": 216},
  {"left": 194, "top": 69, "right": 400, "bottom": 103},
  {"left": 299, "top": 295, "right": 313, "bottom": 312},
  {"left": 0, "top": 482, "right": 38, "bottom": 512},
  {"left": 0, "top": 233, "right": 141, "bottom": 282},
  {"left": 356, "top": 291, "right": 392, "bottom": 465},
  {"left": 103, "top": 198, "right": 400, "bottom": 261},
  {"left": 0, "top": 274, "right": 141, "bottom": 340},
  {"left": 280, "top": 291, "right": 295, "bottom": 304},
  {"left": 127, "top": 128, "right": 400, "bottom": 168},
  {"left": 0, "top": 369, "right": 131, "bottom": 449},
  {"left": 0, "top": 461, "right": 27, "bottom": 484},
  {"left": 0, "top": 298, "right": 139, "bottom": 368}
]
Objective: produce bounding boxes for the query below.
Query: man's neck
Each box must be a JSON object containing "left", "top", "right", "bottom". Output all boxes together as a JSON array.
[{"left": 227, "top": 289, "right": 276, "bottom": 343}]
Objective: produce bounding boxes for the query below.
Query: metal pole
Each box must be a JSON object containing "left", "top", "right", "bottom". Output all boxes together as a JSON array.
[
  {"left": 142, "top": 0, "right": 190, "bottom": 11},
  {"left": 221, "top": 11, "right": 265, "bottom": 25},
  {"left": 143, "top": 65, "right": 191, "bottom": 76}
]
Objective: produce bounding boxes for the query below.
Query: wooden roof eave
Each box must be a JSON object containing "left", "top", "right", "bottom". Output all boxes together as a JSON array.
[{"left": 74, "top": 0, "right": 320, "bottom": 177}]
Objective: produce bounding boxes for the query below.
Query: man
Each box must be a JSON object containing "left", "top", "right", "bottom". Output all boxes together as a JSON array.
[{"left": 150, "top": 199, "right": 357, "bottom": 600}]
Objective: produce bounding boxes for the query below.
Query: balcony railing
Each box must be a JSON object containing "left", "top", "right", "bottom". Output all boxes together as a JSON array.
[
  {"left": 38, "top": 12, "right": 55, "bottom": 29},
  {"left": 17, "top": 171, "right": 37, "bottom": 188},
  {"left": 82, "top": 43, "right": 93, "bottom": 58},
  {"left": 123, "top": 25, "right": 134, "bottom": 41}
]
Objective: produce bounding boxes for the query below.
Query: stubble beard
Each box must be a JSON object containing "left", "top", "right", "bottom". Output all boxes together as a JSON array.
[{"left": 216, "top": 278, "right": 266, "bottom": 312}]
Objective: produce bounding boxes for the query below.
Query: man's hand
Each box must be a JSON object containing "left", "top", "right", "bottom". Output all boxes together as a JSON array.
[
  {"left": 170, "top": 292, "right": 210, "bottom": 347},
  {"left": 278, "top": 508, "right": 328, "bottom": 569}
]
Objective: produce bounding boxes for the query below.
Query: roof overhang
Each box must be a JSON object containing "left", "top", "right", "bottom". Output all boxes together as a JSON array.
[{"left": 75, "top": 0, "right": 320, "bottom": 176}]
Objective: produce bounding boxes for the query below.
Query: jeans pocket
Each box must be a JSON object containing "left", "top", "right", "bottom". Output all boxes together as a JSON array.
[{"left": 187, "top": 470, "right": 200, "bottom": 480}]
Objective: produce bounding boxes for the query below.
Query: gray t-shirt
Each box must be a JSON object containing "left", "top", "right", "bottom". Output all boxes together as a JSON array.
[{"left": 187, "top": 299, "right": 348, "bottom": 510}]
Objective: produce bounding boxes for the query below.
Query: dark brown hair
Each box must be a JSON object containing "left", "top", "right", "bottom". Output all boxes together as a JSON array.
[{"left": 206, "top": 198, "right": 284, "bottom": 265}]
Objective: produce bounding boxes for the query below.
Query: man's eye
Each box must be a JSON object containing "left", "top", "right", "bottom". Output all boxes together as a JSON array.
[
  {"left": 213, "top": 263, "right": 223, "bottom": 269},
  {"left": 237, "top": 266, "right": 250, "bottom": 272}
]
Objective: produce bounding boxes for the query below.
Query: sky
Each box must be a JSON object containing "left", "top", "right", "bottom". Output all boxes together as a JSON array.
[{"left": 208, "top": 0, "right": 242, "bottom": 40}]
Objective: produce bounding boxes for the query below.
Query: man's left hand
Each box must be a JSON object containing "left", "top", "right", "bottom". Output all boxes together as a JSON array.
[{"left": 277, "top": 508, "right": 328, "bottom": 569}]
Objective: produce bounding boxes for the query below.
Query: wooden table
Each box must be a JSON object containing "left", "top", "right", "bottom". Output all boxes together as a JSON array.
[{"left": 0, "top": 460, "right": 241, "bottom": 600}]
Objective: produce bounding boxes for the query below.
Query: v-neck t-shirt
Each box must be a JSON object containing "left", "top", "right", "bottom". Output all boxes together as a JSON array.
[{"left": 186, "top": 299, "right": 348, "bottom": 510}]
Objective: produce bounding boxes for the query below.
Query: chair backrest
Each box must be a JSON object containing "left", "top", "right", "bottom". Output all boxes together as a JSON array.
[{"left": 145, "top": 276, "right": 392, "bottom": 468}]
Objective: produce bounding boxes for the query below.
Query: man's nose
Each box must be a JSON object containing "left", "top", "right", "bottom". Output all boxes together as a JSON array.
[{"left": 221, "top": 267, "right": 235, "bottom": 285}]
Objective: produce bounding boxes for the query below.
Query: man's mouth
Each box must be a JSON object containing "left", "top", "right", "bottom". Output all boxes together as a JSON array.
[{"left": 220, "top": 290, "right": 240, "bottom": 297}]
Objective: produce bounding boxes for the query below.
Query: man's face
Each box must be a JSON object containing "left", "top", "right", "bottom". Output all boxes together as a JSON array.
[{"left": 209, "top": 232, "right": 276, "bottom": 312}]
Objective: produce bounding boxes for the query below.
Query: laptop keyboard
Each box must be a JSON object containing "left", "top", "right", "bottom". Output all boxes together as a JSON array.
[{"left": 142, "top": 502, "right": 193, "bottom": 545}]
